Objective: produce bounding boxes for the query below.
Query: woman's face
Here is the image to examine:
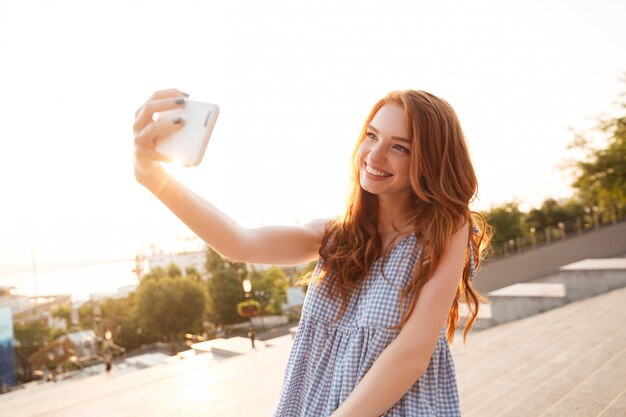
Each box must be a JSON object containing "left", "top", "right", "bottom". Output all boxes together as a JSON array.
[{"left": 357, "top": 103, "right": 413, "bottom": 200}]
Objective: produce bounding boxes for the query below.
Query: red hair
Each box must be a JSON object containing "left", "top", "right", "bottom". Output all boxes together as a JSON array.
[{"left": 297, "top": 90, "right": 492, "bottom": 345}]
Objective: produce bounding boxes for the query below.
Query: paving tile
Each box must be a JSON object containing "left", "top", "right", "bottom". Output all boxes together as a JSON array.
[
  {"left": 2, "top": 289, "right": 625, "bottom": 417},
  {"left": 460, "top": 318, "right": 611, "bottom": 415},
  {"left": 597, "top": 387, "right": 626, "bottom": 417},
  {"left": 494, "top": 291, "right": 626, "bottom": 417},
  {"left": 454, "top": 289, "right": 611, "bottom": 390},
  {"left": 540, "top": 347, "right": 626, "bottom": 417},
  {"left": 1, "top": 343, "right": 290, "bottom": 417}
]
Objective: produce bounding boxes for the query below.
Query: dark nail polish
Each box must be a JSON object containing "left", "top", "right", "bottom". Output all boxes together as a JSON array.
[
  {"left": 173, "top": 117, "right": 183, "bottom": 124},
  {"left": 182, "top": 92, "right": 190, "bottom": 98},
  {"left": 175, "top": 97, "right": 186, "bottom": 105}
]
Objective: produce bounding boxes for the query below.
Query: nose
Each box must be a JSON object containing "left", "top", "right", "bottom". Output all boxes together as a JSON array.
[{"left": 367, "top": 141, "right": 387, "bottom": 165}]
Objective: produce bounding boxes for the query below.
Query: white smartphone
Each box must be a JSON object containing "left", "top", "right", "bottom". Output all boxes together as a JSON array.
[{"left": 154, "top": 100, "right": 220, "bottom": 167}]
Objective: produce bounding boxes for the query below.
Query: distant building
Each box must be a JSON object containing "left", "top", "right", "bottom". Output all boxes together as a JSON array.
[
  {"left": 147, "top": 251, "right": 208, "bottom": 279},
  {"left": 0, "top": 286, "right": 30, "bottom": 315},
  {"left": 143, "top": 249, "right": 312, "bottom": 308},
  {"left": 28, "top": 330, "right": 119, "bottom": 373},
  {"left": 0, "top": 307, "right": 16, "bottom": 390},
  {"left": 90, "top": 284, "right": 138, "bottom": 302},
  {"left": 62, "top": 330, "right": 99, "bottom": 360},
  {"left": 0, "top": 286, "right": 71, "bottom": 329},
  {"left": 285, "top": 287, "right": 305, "bottom": 308},
  {"left": 145, "top": 250, "right": 309, "bottom": 281}
]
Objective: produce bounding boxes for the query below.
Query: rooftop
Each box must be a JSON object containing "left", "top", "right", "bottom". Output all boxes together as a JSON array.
[{"left": 2, "top": 286, "right": 625, "bottom": 416}]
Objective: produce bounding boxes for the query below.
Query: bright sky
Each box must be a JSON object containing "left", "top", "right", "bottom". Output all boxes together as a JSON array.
[{"left": 1, "top": 0, "right": 625, "bottom": 275}]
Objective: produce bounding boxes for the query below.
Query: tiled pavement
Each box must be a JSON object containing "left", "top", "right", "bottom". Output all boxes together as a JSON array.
[{"left": 2, "top": 287, "right": 625, "bottom": 416}]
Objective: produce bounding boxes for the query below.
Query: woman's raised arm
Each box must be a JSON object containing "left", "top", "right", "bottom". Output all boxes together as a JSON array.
[{"left": 133, "top": 88, "right": 328, "bottom": 265}]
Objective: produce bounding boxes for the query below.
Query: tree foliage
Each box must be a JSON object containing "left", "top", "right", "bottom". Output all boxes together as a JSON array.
[
  {"left": 136, "top": 275, "right": 207, "bottom": 345},
  {"left": 185, "top": 266, "right": 201, "bottom": 281},
  {"left": 203, "top": 246, "right": 294, "bottom": 323},
  {"left": 524, "top": 198, "right": 584, "bottom": 231},
  {"left": 99, "top": 292, "right": 150, "bottom": 352},
  {"left": 256, "top": 266, "right": 289, "bottom": 315},
  {"left": 50, "top": 305, "right": 71, "bottom": 327},
  {"left": 206, "top": 265, "right": 246, "bottom": 325},
  {"left": 13, "top": 319, "right": 51, "bottom": 382},
  {"left": 482, "top": 202, "right": 525, "bottom": 247},
  {"left": 567, "top": 80, "right": 626, "bottom": 211}
]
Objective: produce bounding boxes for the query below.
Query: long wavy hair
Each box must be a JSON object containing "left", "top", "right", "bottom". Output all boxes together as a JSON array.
[{"left": 297, "top": 90, "right": 492, "bottom": 345}]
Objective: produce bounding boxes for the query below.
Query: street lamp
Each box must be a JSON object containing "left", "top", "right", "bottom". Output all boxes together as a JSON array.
[
  {"left": 242, "top": 278, "right": 256, "bottom": 348},
  {"left": 254, "top": 290, "right": 266, "bottom": 330}
]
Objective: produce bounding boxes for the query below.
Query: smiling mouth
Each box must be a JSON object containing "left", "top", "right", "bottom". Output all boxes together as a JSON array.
[{"left": 364, "top": 162, "right": 392, "bottom": 177}]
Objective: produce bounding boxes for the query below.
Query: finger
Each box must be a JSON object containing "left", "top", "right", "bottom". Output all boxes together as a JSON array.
[
  {"left": 135, "top": 116, "right": 185, "bottom": 147},
  {"left": 135, "top": 89, "right": 186, "bottom": 119},
  {"left": 134, "top": 96, "right": 187, "bottom": 134},
  {"left": 151, "top": 88, "right": 188, "bottom": 101}
]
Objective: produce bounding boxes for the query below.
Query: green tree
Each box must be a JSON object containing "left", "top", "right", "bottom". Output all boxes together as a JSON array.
[
  {"left": 185, "top": 266, "right": 201, "bottom": 281},
  {"left": 51, "top": 305, "right": 71, "bottom": 327},
  {"left": 98, "top": 292, "right": 152, "bottom": 352},
  {"left": 525, "top": 198, "right": 567, "bottom": 230},
  {"left": 294, "top": 260, "right": 318, "bottom": 296},
  {"left": 206, "top": 266, "right": 246, "bottom": 325},
  {"left": 204, "top": 246, "right": 249, "bottom": 325},
  {"left": 257, "top": 266, "right": 289, "bottom": 315},
  {"left": 76, "top": 295, "right": 161, "bottom": 353},
  {"left": 566, "top": 81, "right": 626, "bottom": 213},
  {"left": 204, "top": 245, "right": 229, "bottom": 272},
  {"left": 136, "top": 275, "right": 207, "bottom": 353},
  {"left": 524, "top": 198, "right": 586, "bottom": 232},
  {"left": 13, "top": 320, "right": 51, "bottom": 382},
  {"left": 142, "top": 264, "right": 181, "bottom": 282},
  {"left": 482, "top": 201, "right": 525, "bottom": 248},
  {"left": 167, "top": 263, "right": 182, "bottom": 279}
]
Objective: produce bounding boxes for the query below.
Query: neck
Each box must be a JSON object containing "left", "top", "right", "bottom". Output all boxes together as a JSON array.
[{"left": 376, "top": 192, "right": 414, "bottom": 237}]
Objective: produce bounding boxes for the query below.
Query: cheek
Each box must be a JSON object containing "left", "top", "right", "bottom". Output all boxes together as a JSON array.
[
  {"left": 356, "top": 142, "right": 368, "bottom": 161},
  {"left": 396, "top": 156, "right": 412, "bottom": 177}
]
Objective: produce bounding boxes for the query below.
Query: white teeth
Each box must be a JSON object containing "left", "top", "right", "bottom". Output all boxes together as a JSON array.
[{"left": 365, "top": 163, "right": 392, "bottom": 177}]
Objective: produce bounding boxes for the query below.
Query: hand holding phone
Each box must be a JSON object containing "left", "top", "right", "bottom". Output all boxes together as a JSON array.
[{"left": 155, "top": 100, "right": 220, "bottom": 167}]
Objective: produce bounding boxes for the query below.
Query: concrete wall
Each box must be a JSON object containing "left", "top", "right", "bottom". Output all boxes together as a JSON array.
[
  {"left": 468, "top": 259, "right": 626, "bottom": 327},
  {"left": 473, "top": 221, "right": 626, "bottom": 292},
  {"left": 561, "top": 269, "right": 626, "bottom": 302},
  {"left": 490, "top": 294, "right": 567, "bottom": 325}
]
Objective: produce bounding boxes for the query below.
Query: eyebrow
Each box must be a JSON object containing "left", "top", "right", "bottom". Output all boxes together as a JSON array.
[{"left": 367, "top": 125, "right": 410, "bottom": 144}]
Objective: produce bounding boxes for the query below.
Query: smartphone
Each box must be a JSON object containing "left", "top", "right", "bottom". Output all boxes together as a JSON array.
[{"left": 154, "top": 100, "right": 220, "bottom": 167}]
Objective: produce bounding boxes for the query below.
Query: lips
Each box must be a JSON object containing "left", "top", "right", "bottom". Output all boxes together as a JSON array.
[{"left": 364, "top": 162, "right": 392, "bottom": 177}]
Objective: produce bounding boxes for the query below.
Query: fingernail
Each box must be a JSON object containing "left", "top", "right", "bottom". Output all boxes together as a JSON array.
[
  {"left": 175, "top": 97, "right": 186, "bottom": 105},
  {"left": 182, "top": 92, "right": 190, "bottom": 98},
  {"left": 173, "top": 117, "right": 183, "bottom": 124}
]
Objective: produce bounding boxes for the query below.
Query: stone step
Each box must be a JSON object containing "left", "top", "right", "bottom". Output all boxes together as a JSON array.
[
  {"left": 452, "top": 289, "right": 605, "bottom": 375},
  {"left": 457, "top": 282, "right": 590, "bottom": 340},
  {"left": 460, "top": 299, "right": 625, "bottom": 416},
  {"left": 488, "top": 283, "right": 567, "bottom": 325},
  {"left": 460, "top": 257, "right": 626, "bottom": 331},
  {"left": 557, "top": 258, "right": 626, "bottom": 304},
  {"left": 457, "top": 298, "right": 612, "bottom": 409},
  {"left": 597, "top": 386, "right": 626, "bottom": 416},
  {"left": 492, "top": 294, "right": 626, "bottom": 416},
  {"left": 540, "top": 346, "right": 626, "bottom": 417},
  {"left": 191, "top": 336, "right": 267, "bottom": 358}
]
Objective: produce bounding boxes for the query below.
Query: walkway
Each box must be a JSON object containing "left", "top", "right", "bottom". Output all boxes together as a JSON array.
[{"left": 2, "top": 287, "right": 625, "bottom": 416}]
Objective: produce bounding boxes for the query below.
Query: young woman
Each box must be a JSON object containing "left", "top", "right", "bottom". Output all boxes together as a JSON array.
[{"left": 133, "top": 88, "right": 490, "bottom": 416}]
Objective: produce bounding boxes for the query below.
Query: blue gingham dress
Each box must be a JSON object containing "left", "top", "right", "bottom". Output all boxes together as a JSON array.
[{"left": 272, "top": 232, "right": 462, "bottom": 416}]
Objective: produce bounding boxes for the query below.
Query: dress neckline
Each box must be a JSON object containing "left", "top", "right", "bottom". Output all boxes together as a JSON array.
[{"left": 379, "top": 231, "right": 416, "bottom": 260}]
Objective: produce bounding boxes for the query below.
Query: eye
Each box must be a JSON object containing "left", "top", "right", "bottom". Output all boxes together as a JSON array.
[
  {"left": 366, "top": 132, "right": 377, "bottom": 140},
  {"left": 394, "top": 144, "right": 410, "bottom": 154}
]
